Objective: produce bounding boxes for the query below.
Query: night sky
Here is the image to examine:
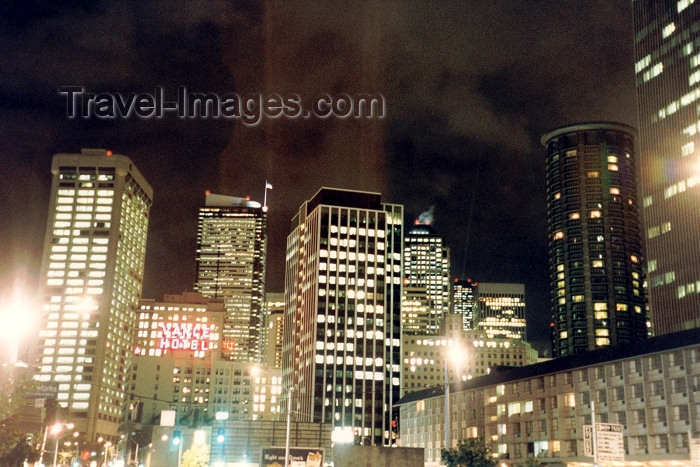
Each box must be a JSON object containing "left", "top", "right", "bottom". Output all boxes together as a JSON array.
[{"left": 0, "top": 1, "right": 638, "bottom": 355}]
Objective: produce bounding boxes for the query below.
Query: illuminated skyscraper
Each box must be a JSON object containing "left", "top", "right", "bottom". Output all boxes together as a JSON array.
[
  {"left": 452, "top": 278, "right": 478, "bottom": 331},
  {"left": 473, "top": 282, "right": 527, "bottom": 341},
  {"left": 283, "top": 188, "right": 403, "bottom": 446},
  {"left": 542, "top": 124, "right": 647, "bottom": 357},
  {"left": 402, "top": 223, "right": 450, "bottom": 335},
  {"left": 34, "top": 149, "right": 152, "bottom": 441},
  {"left": 633, "top": 3, "right": 700, "bottom": 334},
  {"left": 261, "top": 292, "right": 285, "bottom": 369},
  {"left": 195, "top": 193, "right": 267, "bottom": 362}
]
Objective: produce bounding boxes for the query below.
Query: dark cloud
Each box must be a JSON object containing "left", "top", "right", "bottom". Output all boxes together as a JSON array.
[{"left": 0, "top": 0, "right": 637, "bottom": 355}]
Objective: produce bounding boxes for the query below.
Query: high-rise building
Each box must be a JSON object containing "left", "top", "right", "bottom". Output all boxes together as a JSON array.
[
  {"left": 195, "top": 193, "right": 267, "bottom": 362},
  {"left": 34, "top": 149, "right": 152, "bottom": 441},
  {"left": 473, "top": 283, "right": 527, "bottom": 341},
  {"left": 261, "top": 293, "right": 284, "bottom": 369},
  {"left": 633, "top": 3, "right": 700, "bottom": 334},
  {"left": 542, "top": 124, "right": 647, "bottom": 357},
  {"left": 452, "top": 278, "right": 478, "bottom": 331},
  {"left": 402, "top": 223, "right": 450, "bottom": 335},
  {"left": 283, "top": 188, "right": 403, "bottom": 446}
]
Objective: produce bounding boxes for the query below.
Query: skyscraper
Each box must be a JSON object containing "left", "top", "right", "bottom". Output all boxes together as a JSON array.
[
  {"left": 195, "top": 193, "right": 267, "bottom": 362},
  {"left": 402, "top": 222, "right": 450, "bottom": 335},
  {"left": 261, "top": 292, "right": 285, "bottom": 369},
  {"left": 473, "top": 282, "right": 527, "bottom": 341},
  {"left": 452, "top": 278, "right": 478, "bottom": 331},
  {"left": 283, "top": 188, "right": 403, "bottom": 446},
  {"left": 542, "top": 123, "right": 647, "bottom": 357},
  {"left": 34, "top": 149, "right": 152, "bottom": 441},
  {"left": 633, "top": 3, "right": 700, "bottom": 334}
]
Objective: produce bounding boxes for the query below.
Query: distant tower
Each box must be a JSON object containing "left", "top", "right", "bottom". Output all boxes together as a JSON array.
[
  {"left": 261, "top": 293, "right": 284, "bottom": 369},
  {"left": 284, "top": 188, "right": 403, "bottom": 446},
  {"left": 473, "top": 283, "right": 527, "bottom": 341},
  {"left": 452, "top": 278, "right": 478, "bottom": 331},
  {"left": 34, "top": 149, "right": 152, "bottom": 441},
  {"left": 195, "top": 193, "right": 267, "bottom": 362},
  {"left": 633, "top": 2, "right": 700, "bottom": 334},
  {"left": 542, "top": 123, "right": 647, "bottom": 357},
  {"left": 402, "top": 222, "right": 450, "bottom": 335}
]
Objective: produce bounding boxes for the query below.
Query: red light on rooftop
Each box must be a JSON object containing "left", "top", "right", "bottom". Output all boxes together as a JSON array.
[
  {"left": 205, "top": 190, "right": 211, "bottom": 196},
  {"left": 105, "top": 150, "right": 113, "bottom": 157},
  {"left": 245, "top": 195, "right": 250, "bottom": 200},
  {"left": 414, "top": 219, "right": 419, "bottom": 225},
  {"left": 425, "top": 220, "right": 431, "bottom": 225}
]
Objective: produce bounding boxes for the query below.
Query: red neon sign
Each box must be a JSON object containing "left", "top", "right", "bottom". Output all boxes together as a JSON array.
[{"left": 159, "top": 322, "right": 214, "bottom": 352}]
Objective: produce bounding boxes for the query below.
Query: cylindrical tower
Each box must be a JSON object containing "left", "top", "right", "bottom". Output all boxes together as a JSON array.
[{"left": 541, "top": 123, "right": 647, "bottom": 357}]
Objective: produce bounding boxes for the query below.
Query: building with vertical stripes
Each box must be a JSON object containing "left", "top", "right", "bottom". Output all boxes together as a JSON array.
[
  {"left": 195, "top": 193, "right": 267, "bottom": 362},
  {"left": 34, "top": 149, "right": 152, "bottom": 442},
  {"left": 633, "top": 2, "right": 700, "bottom": 334},
  {"left": 283, "top": 188, "right": 403, "bottom": 446},
  {"left": 452, "top": 278, "right": 478, "bottom": 331},
  {"left": 402, "top": 223, "right": 450, "bottom": 336},
  {"left": 542, "top": 124, "right": 648, "bottom": 357}
]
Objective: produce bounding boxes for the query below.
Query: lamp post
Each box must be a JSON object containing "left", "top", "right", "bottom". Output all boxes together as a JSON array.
[
  {"left": 284, "top": 387, "right": 294, "bottom": 467},
  {"left": 53, "top": 430, "right": 78, "bottom": 467},
  {"left": 443, "top": 341, "right": 464, "bottom": 450}
]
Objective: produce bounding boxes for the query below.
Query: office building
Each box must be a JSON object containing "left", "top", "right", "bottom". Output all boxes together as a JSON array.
[
  {"left": 283, "top": 188, "right": 403, "bottom": 446},
  {"left": 261, "top": 293, "right": 284, "bottom": 369},
  {"left": 473, "top": 282, "right": 527, "bottom": 341},
  {"left": 402, "top": 315, "right": 538, "bottom": 394},
  {"left": 34, "top": 149, "right": 152, "bottom": 441},
  {"left": 402, "top": 222, "right": 450, "bottom": 335},
  {"left": 633, "top": 3, "right": 700, "bottom": 334},
  {"left": 398, "top": 328, "right": 700, "bottom": 466},
  {"left": 195, "top": 193, "right": 267, "bottom": 362},
  {"left": 542, "top": 124, "right": 647, "bottom": 357},
  {"left": 452, "top": 278, "right": 478, "bottom": 331}
]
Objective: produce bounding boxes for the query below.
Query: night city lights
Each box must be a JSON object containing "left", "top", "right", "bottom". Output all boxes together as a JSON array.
[{"left": 3, "top": 2, "right": 700, "bottom": 467}]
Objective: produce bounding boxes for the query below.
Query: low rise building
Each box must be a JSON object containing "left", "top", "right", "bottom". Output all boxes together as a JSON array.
[{"left": 397, "top": 328, "right": 700, "bottom": 466}]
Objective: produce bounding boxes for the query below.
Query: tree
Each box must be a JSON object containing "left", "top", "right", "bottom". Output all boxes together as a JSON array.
[
  {"left": 441, "top": 437, "right": 497, "bottom": 467},
  {"left": 181, "top": 443, "right": 210, "bottom": 467},
  {"left": 0, "top": 430, "right": 41, "bottom": 467}
]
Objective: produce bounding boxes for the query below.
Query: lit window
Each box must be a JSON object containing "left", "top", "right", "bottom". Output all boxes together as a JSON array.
[{"left": 587, "top": 171, "right": 599, "bottom": 178}]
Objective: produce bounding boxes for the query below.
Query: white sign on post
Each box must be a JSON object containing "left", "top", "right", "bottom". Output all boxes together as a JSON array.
[
  {"left": 595, "top": 423, "right": 625, "bottom": 463},
  {"left": 583, "top": 425, "right": 593, "bottom": 457}
]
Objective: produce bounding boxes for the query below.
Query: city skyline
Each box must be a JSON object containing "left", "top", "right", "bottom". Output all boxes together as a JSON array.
[{"left": 1, "top": 1, "right": 639, "bottom": 354}]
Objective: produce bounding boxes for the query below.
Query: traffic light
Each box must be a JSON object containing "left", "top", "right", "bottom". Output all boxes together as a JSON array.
[
  {"left": 216, "top": 426, "right": 225, "bottom": 444},
  {"left": 172, "top": 430, "right": 182, "bottom": 446}
]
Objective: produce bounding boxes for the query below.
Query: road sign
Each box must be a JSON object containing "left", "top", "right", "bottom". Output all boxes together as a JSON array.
[
  {"left": 595, "top": 423, "right": 625, "bottom": 462},
  {"left": 583, "top": 425, "right": 593, "bottom": 457}
]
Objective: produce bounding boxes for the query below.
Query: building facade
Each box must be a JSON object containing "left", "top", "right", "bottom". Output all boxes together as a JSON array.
[
  {"left": 633, "top": 2, "right": 700, "bottom": 334},
  {"left": 473, "top": 283, "right": 527, "bottom": 341},
  {"left": 402, "top": 223, "right": 451, "bottom": 335},
  {"left": 403, "top": 315, "right": 539, "bottom": 394},
  {"left": 398, "top": 328, "right": 700, "bottom": 466},
  {"left": 261, "top": 293, "right": 284, "bottom": 369},
  {"left": 195, "top": 193, "right": 267, "bottom": 362},
  {"left": 452, "top": 278, "right": 478, "bottom": 331},
  {"left": 128, "top": 293, "right": 281, "bottom": 428},
  {"left": 283, "top": 188, "right": 403, "bottom": 446},
  {"left": 34, "top": 149, "right": 153, "bottom": 441},
  {"left": 542, "top": 124, "right": 648, "bottom": 357}
]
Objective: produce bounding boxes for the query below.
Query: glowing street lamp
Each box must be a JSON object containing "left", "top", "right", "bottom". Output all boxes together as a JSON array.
[{"left": 52, "top": 426, "right": 78, "bottom": 467}]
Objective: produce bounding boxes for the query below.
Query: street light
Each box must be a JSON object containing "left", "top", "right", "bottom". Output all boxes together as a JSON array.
[
  {"left": 443, "top": 341, "right": 464, "bottom": 450},
  {"left": 284, "top": 387, "right": 294, "bottom": 467},
  {"left": 53, "top": 428, "right": 78, "bottom": 467}
]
